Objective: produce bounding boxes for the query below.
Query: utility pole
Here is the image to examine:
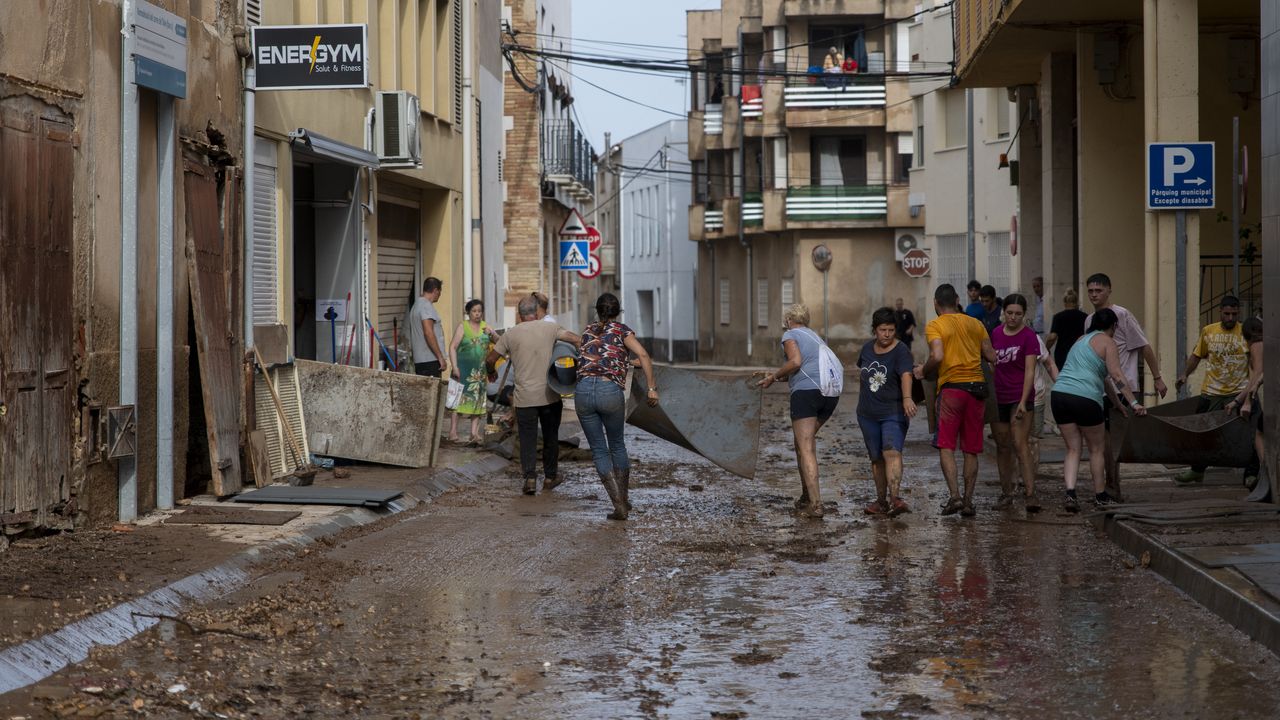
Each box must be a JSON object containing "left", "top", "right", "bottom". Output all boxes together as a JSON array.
[{"left": 663, "top": 143, "right": 674, "bottom": 363}]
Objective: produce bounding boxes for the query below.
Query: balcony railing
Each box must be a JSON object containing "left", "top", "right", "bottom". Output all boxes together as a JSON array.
[
  {"left": 786, "top": 185, "right": 888, "bottom": 221},
  {"left": 705, "top": 206, "right": 725, "bottom": 232},
  {"left": 784, "top": 76, "right": 886, "bottom": 109},
  {"left": 742, "top": 194, "right": 763, "bottom": 225},
  {"left": 542, "top": 119, "right": 596, "bottom": 196},
  {"left": 704, "top": 104, "right": 724, "bottom": 134}
]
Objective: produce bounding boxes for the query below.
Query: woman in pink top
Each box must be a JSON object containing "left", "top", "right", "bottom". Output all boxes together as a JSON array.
[{"left": 989, "top": 294, "right": 1042, "bottom": 513}]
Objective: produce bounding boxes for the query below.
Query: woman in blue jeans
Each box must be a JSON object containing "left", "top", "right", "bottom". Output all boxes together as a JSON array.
[{"left": 577, "top": 293, "right": 659, "bottom": 521}]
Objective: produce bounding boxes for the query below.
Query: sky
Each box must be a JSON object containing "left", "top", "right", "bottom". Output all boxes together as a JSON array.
[{"left": 568, "top": 0, "right": 721, "bottom": 148}]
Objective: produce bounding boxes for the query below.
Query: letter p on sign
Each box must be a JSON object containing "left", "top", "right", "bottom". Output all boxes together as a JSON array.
[{"left": 1163, "top": 147, "right": 1195, "bottom": 186}]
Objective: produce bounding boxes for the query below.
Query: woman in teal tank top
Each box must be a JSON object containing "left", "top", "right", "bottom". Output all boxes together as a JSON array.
[{"left": 1049, "top": 308, "right": 1147, "bottom": 511}]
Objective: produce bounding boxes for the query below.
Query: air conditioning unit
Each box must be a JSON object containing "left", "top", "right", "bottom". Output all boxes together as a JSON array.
[
  {"left": 894, "top": 229, "right": 920, "bottom": 261},
  {"left": 375, "top": 91, "right": 422, "bottom": 166}
]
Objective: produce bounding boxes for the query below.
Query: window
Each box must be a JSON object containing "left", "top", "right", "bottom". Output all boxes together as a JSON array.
[
  {"left": 692, "top": 160, "right": 707, "bottom": 203},
  {"left": 806, "top": 25, "right": 864, "bottom": 69},
  {"left": 781, "top": 278, "right": 795, "bottom": 307},
  {"left": 757, "top": 279, "right": 770, "bottom": 327},
  {"left": 907, "top": 22, "right": 922, "bottom": 66},
  {"left": 995, "top": 95, "right": 1011, "bottom": 139},
  {"left": 719, "top": 279, "right": 731, "bottom": 325},
  {"left": 937, "top": 233, "right": 968, "bottom": 292},
  {"left": 914, "top": 97, "right": 925, "bottom": 167},
  {"left": 895, "top": 133, "right": 913, "bottom": 183},
  {"left": 943, "top": 89, "right": 967, "bottom": 149},
  {"left": 810, "top": 135, "right": 867, "bottom": 186},
  {"left": 986, "top": 232, "right": 1011, "bottom": 294}
]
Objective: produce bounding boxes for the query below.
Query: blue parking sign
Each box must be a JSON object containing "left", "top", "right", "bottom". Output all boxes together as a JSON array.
[
  {"left": 1147, "top": 142, "right": 1214, "bottom": 210},
  {"left": 559, "top": 239, "right": 589, "bottom": 271}
]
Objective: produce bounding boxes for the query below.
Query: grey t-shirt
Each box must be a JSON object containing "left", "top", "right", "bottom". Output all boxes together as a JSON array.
[
  {"left": 409, "top": 296, "right": 446, "bottom": 363},
  {"left": 782, "top": 327, "right": 823, "bottom": 392}
]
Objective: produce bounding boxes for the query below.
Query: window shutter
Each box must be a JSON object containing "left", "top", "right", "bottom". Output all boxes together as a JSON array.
[
  {"left": 756, "top": 279, "right": 769, "bottom": 327},
  {"left": 251, "top": 140, "right": 278, "bottom": 324},
  {"left": 245, "top": 0, "right": 262, "bottom": 26},
  {"left": 719, "top": 279, "right": 731, "bottom": 325}
]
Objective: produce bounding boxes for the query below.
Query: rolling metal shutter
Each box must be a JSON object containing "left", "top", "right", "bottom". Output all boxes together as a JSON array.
[
  {"left": 251, "top": 140, "right": 278, "bottom": 324},
  {"left": 376, "top": 200, "right": 420, "bottom": 348}
]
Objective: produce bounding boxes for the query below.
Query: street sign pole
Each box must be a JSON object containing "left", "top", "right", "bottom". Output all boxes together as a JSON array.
[
  {"left": 1176, "top": 209, "right": 1188, "bottom": 401},
  {"left": 1233, "top": 117, "right": 1241, "bottom": 297}
]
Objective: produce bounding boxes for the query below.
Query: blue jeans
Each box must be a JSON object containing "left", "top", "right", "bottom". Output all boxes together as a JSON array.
[{"left": 575, "top": 376, "right": 629, "bottom": 476}]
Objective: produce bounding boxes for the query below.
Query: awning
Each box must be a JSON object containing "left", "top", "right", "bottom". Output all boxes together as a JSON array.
[{"left": 288, "top": 128, "right": 380, "bottom": 168}]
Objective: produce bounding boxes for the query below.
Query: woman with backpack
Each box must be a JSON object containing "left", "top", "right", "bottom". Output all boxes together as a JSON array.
[{"left": 758, "top": 304, "right": 841, "bottom": 519}]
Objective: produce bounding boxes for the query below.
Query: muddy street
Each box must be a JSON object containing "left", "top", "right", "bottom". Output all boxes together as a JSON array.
[{"left": 6, "top": 392, "right": 1280, "bottom": 719}]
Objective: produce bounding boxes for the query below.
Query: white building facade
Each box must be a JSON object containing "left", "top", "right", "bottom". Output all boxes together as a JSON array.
[
  {"left": 621, "top": 120, "right": 697, "bottom": 363},
  {"left": 906, "top": 1, "right": 1021, "bottom": 304}
]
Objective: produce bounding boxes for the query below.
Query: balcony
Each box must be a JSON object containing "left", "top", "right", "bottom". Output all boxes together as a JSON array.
[
  {"left": 704, "top": 104, "right": 724, "bottom": 135},
  {"left": 542, "top": 119, "right": 596, "bottom": 198},
  {"left": 742, "top": 193, "right": 764, "bottom": 226},
  {"left": 693, "top": 198, "right": 741, "bottom": 238},
  {"left": 785, "top": 185, "right": 888, "bottom": 223},
  {"left": 785, "top": 78, "right": 887, "bottom": 110}
]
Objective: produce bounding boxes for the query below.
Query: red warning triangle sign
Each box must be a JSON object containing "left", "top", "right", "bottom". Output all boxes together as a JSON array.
[{"left": 558, "top": 208, "right": 589, "bottom": 237}]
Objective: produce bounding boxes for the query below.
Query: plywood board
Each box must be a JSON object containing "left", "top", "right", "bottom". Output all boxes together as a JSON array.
[
  {"left": 184, "top": 160, "right": 243, "bottom": 496},
  {"left": 296, "top": 360, "right": 442, "bottom": 468},
  {"left": 247, "top": 430, "right": 271, "bottom": 488}
]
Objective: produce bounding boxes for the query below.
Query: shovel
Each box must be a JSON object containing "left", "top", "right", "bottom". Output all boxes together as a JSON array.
[{"left": 253, "top": 346, "right": 319, "bottom": 486}]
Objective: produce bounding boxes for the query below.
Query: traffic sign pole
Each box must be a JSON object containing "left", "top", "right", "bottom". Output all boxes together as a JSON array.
[{"left": 1176, "top": 210, "right": 1188, "bottom": 401}]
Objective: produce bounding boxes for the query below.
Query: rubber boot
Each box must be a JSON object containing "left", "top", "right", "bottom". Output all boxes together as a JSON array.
[
  {"left": 599, "top": 471, "right": 628, "bottom": 521},
  {"left": 617, "top": 467, "right": 632, "bottom": 511},
  {"left": 522, "top": 476, "right": 537, "bottom": 495}
]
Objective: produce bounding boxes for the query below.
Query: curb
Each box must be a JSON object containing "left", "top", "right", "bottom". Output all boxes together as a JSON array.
[
  {"left": 1095, "top": 514, "right": 1280, "bottom": 656},
  {"left": 0, "top": 452, "right": 509, "bottom": 696}
]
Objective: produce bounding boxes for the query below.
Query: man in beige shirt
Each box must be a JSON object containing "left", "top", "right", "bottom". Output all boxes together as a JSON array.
[{"left": 487, "top": 296, "right": 580, "bottom": 495}]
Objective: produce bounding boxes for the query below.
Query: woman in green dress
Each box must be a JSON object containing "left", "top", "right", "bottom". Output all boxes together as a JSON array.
[{"left": 449, "top": 299, "right": 495, "bottom": 444}]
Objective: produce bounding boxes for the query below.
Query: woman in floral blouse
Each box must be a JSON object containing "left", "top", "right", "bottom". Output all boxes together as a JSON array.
[{"left": 577, "top": 293, "right": 659, "bottom": 521}]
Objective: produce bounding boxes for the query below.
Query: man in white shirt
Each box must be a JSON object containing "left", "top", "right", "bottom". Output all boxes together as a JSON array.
[{"left": 532, "top": 291, "right": 557, "bottom": 324}]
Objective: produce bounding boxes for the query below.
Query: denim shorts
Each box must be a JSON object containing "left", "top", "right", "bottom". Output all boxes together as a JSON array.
[{"left": 858, "top": 414, "right": 909, "bottom": 461}]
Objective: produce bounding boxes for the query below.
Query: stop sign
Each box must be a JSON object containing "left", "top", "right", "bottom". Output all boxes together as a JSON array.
[
  {"left": 901, "top": 248, "right": 931, "bottom": 277},
  {"left": 585, "top": 226, "right": 602, "bottom": 253}
]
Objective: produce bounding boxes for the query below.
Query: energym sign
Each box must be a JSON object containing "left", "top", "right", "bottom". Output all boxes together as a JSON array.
[{"left": 252, "top": 24, "right": 369, "bottom": 90}]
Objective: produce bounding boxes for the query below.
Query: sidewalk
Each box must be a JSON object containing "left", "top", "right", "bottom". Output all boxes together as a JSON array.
[{"left": 0, "top": 445, "right": 508, "bottom": 695}]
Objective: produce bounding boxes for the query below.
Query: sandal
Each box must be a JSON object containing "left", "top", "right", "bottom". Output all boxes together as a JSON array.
[
  {"left": 793, "top": 493, "right": 811, "bottom": 509},
  {"left": 940, "top": 497, "right": 964, "bottom": 516},
  {"left": 993, "top": 494, "right": 1014, "bottom": 510},
  {"left": 1064, "top": 493, "right": 1080, "bottom": 513},
  {"left": 960, "top": 501, "right": 976, "bottom": 517},
  {"left": 864, "top": 499, "right": 890, "bottom": 515},
  {"left": 888, "top": 497, "right": 910, "bottom": 517}
]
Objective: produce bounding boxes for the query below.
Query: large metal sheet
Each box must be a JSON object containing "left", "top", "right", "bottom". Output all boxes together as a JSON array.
[
  {"left": 627, "top": 367, "right": 762, "bottom": 479},
  {"left": 1179, "top": 544, "right": 1280, "bottom": 568},
  {"left": 0, "top": 98, "right": 74, "bottom": 528},
  {"left": 233, "top": 486, "right": 403, "bottom": 507},
  {"left": 1236, "top": 564, "right": 1280, "bottom": 604},
  {"left": 295, "top": 359, "right": 442, "bottom": 468},
  {"left": 184, "top": 160, "right": 243, "bottom": 496},
  {"left": 1111, "top": 397, "right": 1256, "bottom": 468}
]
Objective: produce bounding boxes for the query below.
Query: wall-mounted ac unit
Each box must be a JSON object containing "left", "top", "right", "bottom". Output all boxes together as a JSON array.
[
  {"left": 375, "top": 91, "right": 422, "bottom": 166},
  {"left": 894, "top": 229, "right": 921, "bottom": 261}
]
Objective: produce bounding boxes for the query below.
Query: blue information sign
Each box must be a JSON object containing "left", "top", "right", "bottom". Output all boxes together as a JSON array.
[
  {"left": 1147, "top": 142, "right": 1214, "bottom": 210},
  {"left": 559, "top": 239, "right": 589, "bottom": 271}
]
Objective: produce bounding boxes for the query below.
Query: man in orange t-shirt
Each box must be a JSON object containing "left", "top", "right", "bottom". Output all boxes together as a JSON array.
[{"left": 915, "top": 284, "right": 997, "bottom": 517}]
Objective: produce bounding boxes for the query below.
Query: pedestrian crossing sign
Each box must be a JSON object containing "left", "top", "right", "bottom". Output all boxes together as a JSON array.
[{"left": 559, "top": 239, "right": 590, "bottom": 271}]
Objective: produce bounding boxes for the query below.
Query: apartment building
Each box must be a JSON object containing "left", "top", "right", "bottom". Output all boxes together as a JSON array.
[
  {"left": 501, "top": 0, "right": 596, "bottom": 330},
  {"left": 687, "top": 0, "right": 926, "bottom": 365},
  {"left": 951, "top": 0, "right": 1263, "bottom": 394},
  {"left": 248, "top": 0, "right": 468, "bottom": 366},
  {"left": 906, "top": 1, "right": 1019, "bottom": 303}
]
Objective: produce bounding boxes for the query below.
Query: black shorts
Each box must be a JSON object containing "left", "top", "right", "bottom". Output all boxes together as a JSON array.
[
  {"left": 996, "top": 401, "right": 1033, "bottom": 423},
  {"left": 1051, "top": 391, "right": 1105, "bottom": 428},
  {"left": 790, "top": 389, "right": 839, "bottom": 423},
  {"left": 415, "top": 361, "right": 442, "bottom": 377}
]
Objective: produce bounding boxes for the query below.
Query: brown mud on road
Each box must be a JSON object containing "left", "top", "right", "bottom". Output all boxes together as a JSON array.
[{"left": 4, "top": 394, "right": 1280, "bottom": 718}]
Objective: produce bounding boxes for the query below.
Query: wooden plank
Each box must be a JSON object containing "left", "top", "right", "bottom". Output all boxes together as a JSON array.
[
  {"left": 247, "top": 429, "right": 271, "bottom": 488},
  {"left": 184, "top": 160, "right": 243, "bottom": 496},
  {"left": 253, "top": 323, "right": 290, "bottom": 366},
  {"left": 39, "top": 117, "right": 74, "bottom": 517}
]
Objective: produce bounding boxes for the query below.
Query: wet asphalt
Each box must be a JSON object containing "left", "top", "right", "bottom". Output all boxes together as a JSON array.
[{"left": 5, "top": 393, "right": 1280, "bottom": 719}]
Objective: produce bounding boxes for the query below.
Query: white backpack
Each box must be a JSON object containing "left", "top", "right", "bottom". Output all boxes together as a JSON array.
[{"left": 798, "top": 328, "right": 843, "bottom": 397}]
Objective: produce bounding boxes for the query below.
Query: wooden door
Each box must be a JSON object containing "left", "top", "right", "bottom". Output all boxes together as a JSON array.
[
  {"left": 0, "top": 99, "right": 74, "bottom": 526},
  {"left": 184, "top": 160, "right": 243, "bottom": 496}
]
